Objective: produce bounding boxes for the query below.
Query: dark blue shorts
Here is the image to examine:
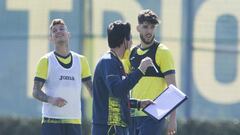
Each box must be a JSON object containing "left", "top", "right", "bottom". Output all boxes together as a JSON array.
[
  {"left": 92, "top": 124, "right": 129, "bottom": 135},
  {"left": 41, "top": 123, "right": 82, "bottom": 135},
  {"left": 129, "top": 116, "right": 166, "bottom": 135}
]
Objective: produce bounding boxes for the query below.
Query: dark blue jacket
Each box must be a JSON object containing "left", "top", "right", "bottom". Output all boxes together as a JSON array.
[{"left": 92, "top": 52, "right": 143, "bottom": 126}]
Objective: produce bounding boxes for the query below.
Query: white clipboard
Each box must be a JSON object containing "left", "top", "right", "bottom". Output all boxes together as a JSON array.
[{"left": 143, "top": 84, "right": 188, "bottom": 121}]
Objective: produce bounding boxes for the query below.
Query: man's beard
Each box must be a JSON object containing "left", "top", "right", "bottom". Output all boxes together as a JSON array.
[{"left": 140, "top": 34, "right": 155, "bottom": 45}]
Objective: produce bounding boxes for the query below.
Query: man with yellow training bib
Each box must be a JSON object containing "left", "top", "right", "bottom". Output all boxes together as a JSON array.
[
  {"left": 32, "top": 19, "right": 92, "bottom": 135},
  {"left": 123, "top": 9, "right": 177, "bottom": 135}
]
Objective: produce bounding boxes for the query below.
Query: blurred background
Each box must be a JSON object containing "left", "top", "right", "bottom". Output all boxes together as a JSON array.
[{"left": 0, "top": 0, "right": 240, "bottom": 135}]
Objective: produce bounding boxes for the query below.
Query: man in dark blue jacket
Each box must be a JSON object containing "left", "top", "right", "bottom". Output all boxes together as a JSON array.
[{"left": 92, "top": 20, "right": 154, "bottom": 135}]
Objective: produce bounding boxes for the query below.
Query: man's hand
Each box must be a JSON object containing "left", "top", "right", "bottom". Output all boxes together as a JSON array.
[
  {"left": 167, "top": 111, "right": 177, "bottom": 135},
  {"left": 140, "top": 99, "right": 154, "bottom": 108},
  {"left": 167, "top": 119, "right": 177, "bottom": 135},
  {"left": 48, "top": 97, "right": 68, "bottom": 107},
  {"left": 138, "top": 57, "right": 154, "bottom": 73}
]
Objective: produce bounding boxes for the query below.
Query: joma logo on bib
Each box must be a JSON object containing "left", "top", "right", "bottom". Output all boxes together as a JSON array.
[{"left": 59, "top": 75, "right": 75, "bottom": 80}]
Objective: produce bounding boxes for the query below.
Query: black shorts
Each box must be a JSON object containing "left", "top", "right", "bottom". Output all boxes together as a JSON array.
[{"left": 41, "top": 123, "right": 82, "bottom": 135}]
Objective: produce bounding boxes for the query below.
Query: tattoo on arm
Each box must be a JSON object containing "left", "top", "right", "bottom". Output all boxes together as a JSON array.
[
  {"left": 32, "top": 80, "right": 49, "bottom": 103},
  {"left": 83, "top": 80, "right": 93, "bottom": 97}
]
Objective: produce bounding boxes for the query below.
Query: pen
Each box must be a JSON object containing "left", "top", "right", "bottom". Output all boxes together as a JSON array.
[{"left": 153, "top": 64, "right": 159, "bottom": 73}]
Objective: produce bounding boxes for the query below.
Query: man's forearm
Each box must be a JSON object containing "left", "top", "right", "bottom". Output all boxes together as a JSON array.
[
  {"left": 32, "top": 80, "right": 49, "bottom": 103},
  {"left": 129, "top": 99, "right": 139, "bottom": 109},
  {"left": 83, "top": 79, "right": 93, "bottom": 97},
  {"left": 169, "top": 110, "right": 176, "bottom": 121},
  {"left": 165, "top": 74, "right": 177, "bottom": 121},
  {"left": 107, "top": 69, "right": 143, "bottom": 97}
]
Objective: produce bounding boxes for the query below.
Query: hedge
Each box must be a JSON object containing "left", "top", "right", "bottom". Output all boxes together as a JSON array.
[
  {"left": 177, "top": 120, "right": 240, "bottom": 135},
  {"left": 0, "top": 117, "right": 240, "bottom": 135}
]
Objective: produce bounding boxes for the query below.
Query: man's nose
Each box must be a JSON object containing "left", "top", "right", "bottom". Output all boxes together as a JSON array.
[
  {"left": 56, "top": 30, "right": 63, "bottom": 34},
  {"left": 146, "top": 28, "right": 152, "bottom": 33}
]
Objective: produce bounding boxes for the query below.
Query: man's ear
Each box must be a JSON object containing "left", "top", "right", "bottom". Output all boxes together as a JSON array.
[
  {"left": 136, "top": 25, "right": 140, "bottom": 32},
  {"left": 49, "top": 35, "right": 53, "bottom": 43},
  {"left": 122, "top": 38, "right": 127, "bottom": 48},
  {"left": 124, "top": 38, "right": 129, "bottom": 49}
]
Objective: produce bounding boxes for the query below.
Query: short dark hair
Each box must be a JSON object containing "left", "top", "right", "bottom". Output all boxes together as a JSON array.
[
  {"left": 138, "top": 9, "right": 159, "bottom": 25},
  {"left": 107, "top": 20, "right": 131, "bottom": 48}
]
